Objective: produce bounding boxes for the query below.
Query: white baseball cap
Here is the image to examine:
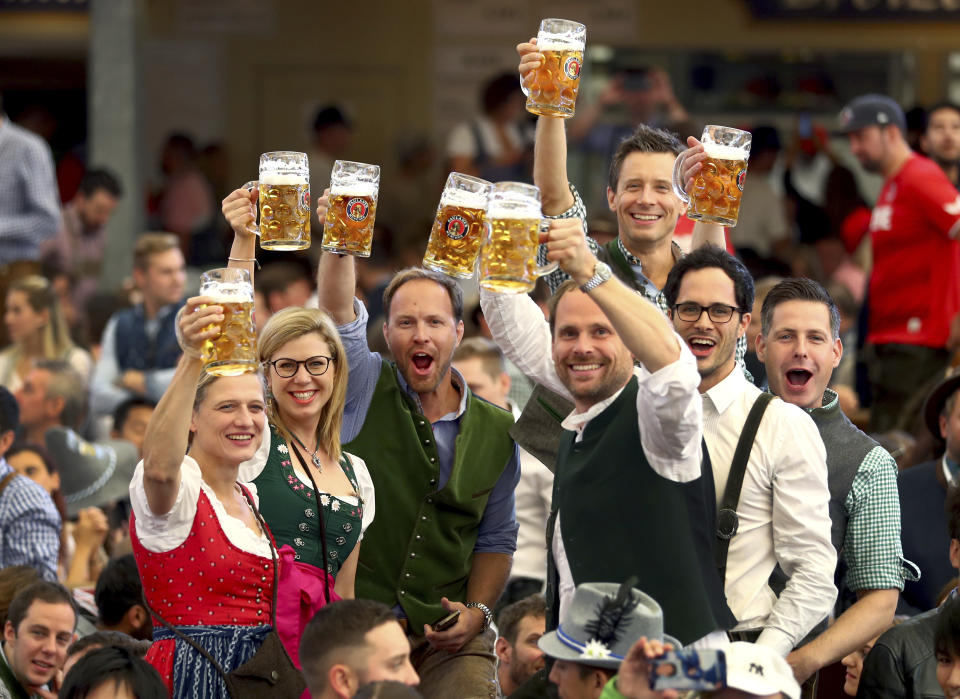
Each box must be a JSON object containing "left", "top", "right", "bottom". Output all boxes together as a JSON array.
[{"left": 723, "top": 642, "right": 800, "bottom": 699}]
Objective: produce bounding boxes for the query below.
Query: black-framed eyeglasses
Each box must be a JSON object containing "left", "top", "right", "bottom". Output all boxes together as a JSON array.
[
  {"left": 672, "top": 302, "right": 742, "bottom": 324},
  {"left": 266, "top": 355, "right": 333, "bottom": 378}
]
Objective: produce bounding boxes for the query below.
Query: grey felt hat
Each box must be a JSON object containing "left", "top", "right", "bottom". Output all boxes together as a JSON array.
[
  {"left": 538, "top": 580, "right": 681, "bottom": 669},
  {"left": 46, "top": 427, "right": 139, "bottom": 518}
]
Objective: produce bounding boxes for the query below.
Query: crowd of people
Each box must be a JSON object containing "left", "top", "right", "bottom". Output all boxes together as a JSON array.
[{"left": 0, "top": 31, "right": 959, "bottom": 699}]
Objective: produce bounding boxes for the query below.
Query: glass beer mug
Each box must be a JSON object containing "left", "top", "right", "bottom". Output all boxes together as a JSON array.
[
  {"left": 479, "top": 182, "right": 558, "bottom": 294},
  {"left": 244, "top": 151, "right": 311, "bottom": 251},
  {"left": 422, "top": 172, "right": 491, "bottom": 279},
  {"left": 522, "top": 18, "right": 586, "bottom": 119},
  {"left": 198, "top": 268, "right": 258, "bottom": 376},
  {"left": 672, "top": 126, "right": 752, "bottom": 227},
  {"left": 322, "top": 160, "right": 380, "bottom": 257}
]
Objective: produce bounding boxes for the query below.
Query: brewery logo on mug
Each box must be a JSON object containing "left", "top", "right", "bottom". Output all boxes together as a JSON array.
[
  {"left": 564, "top": 56, "right": 581, "bottom": 81},
  {"left": 737, "top": 170, "right": 747, "bottom": 191},
  {"left": 444, "top": 215, "right": 469, "bottom": 240},
  {"left": 346, "top": 198, "right": 370, "bottom": 222},
  {"left": 302, "top": 188, "right": 312, "bottom": 210}
]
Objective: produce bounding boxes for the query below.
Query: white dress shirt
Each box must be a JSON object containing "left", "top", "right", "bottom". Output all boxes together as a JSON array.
[
  {"left": 508, "top": 403, "right": 554, "bottom": 583},
  {"left": 703, "top": 366, "right": 836, "bottom": 655},
  {"left": 480, "top": 288, "right": 703, "bottom": 619}
]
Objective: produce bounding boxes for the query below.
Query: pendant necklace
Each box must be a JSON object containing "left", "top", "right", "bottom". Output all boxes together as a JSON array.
[{"left": 291, "top": 434, "right": 323, "bottom": 472}]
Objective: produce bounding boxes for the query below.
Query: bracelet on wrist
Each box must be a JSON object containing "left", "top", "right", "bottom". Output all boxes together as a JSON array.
[{"left": 228, "top": 256, "right": 261, "bottom": 270}]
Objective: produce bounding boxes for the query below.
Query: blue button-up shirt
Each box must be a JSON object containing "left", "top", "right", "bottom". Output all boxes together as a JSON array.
[
  {"left": 338, "top": 299, "right": 520, "bottom": 554},
  {"left": 0, "top": 458, "right": 60, "bottom": 581}
]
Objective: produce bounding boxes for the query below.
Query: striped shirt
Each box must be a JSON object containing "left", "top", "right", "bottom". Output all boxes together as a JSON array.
[{"left": 0, "top": 459, "right": 60, "bottom": 581}]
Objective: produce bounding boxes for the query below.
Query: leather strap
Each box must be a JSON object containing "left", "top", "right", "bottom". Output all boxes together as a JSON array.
[
  {"left": 289, "top": 440, "right": 332, "bottom": 604},
  {"left": 715, "top": 392, "right": 774, "bottom": 583}
]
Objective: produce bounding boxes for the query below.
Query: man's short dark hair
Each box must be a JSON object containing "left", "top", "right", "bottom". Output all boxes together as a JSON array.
[
  {"left": 94, "top": 554, "right": 143, "bottom": 627},
  {"left": 383, "top": 268, "right": 463, "bottom": 323},
  {"left": 299, "top": 599, "right": 397, "bottom": 691},
  {"left": 935, "top": 596, "right": 960, "bottom": 661},
  {"left": 496, "top": 594, "right": 547, "bottom": 646},
  {"left": 6, "top": 581, "right": 77, "bottom": 632},
  {"left": 926, "top": 101, "right": 960, "bottom": 129},
  {"left": 78, "top": 168, "right": 122, "bottom": 199},
  {"left": 608, "top": 124, "right": 684, "bottom": 192},
  {"left": 0, "top": 385, "right": 19, "bottom": 435},
  {"left": 258, "top": 261, "right": 313, "bottom": 303},
  {"left": 113, "top": 397, "right": 156, "bottom": 435},
  {"left": 453, "top": 337, "right": 506, "bottom": 379},
  {"left": 66, "top": 630, "right": 151, "bottom": 661},
  {"left": 760, "top": 278, "right": 841, "bottom": 340},
  {"left": 483, "top": 73, "right": 520, "bottom": 114},
  {"left": 663, "top": 245, "right": 755, "bottom": 313},
  {"left": 313, "top": 105, "right": 351, "bottom": 133},
  {"left": 59, "top": 645, "right": 165, "bottom": 699}
]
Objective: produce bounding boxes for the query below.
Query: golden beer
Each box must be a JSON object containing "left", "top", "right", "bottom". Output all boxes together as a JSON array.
[
  {"left": 479, "top": 218, "right": 542, "bottom": 294},
  {"left": 423, "top": 178, "right": 488, "bottom": 279},
  {"left": 688, "top": 145, "right": 749, "bottom": 227},
  {"left": 525, "top": 47, "right": 583, "bottom": 118},
  {"left": 258, "top": 176, "right": 310, "bottom": 251},
  {"left": 201, "top": 299, "right": 258, "bottom": 376},
  {"left": 322, "top": 191, "right": 378, "bottom": 257}
]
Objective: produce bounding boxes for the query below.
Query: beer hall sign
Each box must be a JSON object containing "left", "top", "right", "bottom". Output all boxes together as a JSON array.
[{"left": 744, "top": 0, "right": 960, "bottom": 19}]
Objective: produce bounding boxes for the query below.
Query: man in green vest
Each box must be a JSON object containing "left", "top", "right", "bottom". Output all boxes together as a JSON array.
[
  {"left": 1, "top": 581, "right": 77, "bottom": 699},
  {"left": 316, "top": 246, "right": 520, "bottom": 698},
  {"left": 482, "top": 217, "right": 731, "bottom": 648},
  {"left": 755, "top": 278, "right": 915, "bottom": 689}
]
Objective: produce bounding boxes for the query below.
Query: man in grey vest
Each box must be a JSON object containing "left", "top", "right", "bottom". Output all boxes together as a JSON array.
[
  {"left": 662, "top": 247, "right": 836, "bottom": 655},
  {"left": 482, "top": 218, "right": 731, "bottom": 648},
  {"left": 755, "top": 278, "right": 916, "bottom": 685}
]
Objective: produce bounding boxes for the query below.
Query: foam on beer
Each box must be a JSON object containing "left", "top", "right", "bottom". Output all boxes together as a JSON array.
[
  {"left": 536, "top": 34, "right": 583, "bottom": 51},
  {"left": 203, "top": 285, "right": 253, "bottom": 304},
  {"left": 259, "top": 172, "right": 307, "bottom": 185},
  {"left": 330, "top": 182, "right": 378, "bottom": 198},
  {"left": 702, "top": 143, "right": 749, "bottom": 161},
  {"left": 487, "top": 199, "right": 540, "bottom": 219},
  {"left": 441, "top": 188, "right": 487, "bottom": 210}
]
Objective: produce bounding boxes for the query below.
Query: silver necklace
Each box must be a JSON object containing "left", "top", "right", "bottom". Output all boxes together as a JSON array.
[{"left": 291, "top": 434, "right": 323, "bottom": 471}]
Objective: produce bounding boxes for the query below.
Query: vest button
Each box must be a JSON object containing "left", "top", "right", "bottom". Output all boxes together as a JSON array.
[
  {"left": 415, "top": 534, "right": 421, "bottom": 540},
  {"left": 400, "top": 589, "right": 406, "bottom": 595},
  {"left": 418, "top": 420, "right": 425, "bottom": 426},
  {"left": 429, "top": 458, "right": 436, "bottom": 464},
  {"left": 299, "top": 523, "right": 309, "bottom": 532},
  {"left": 405, "top": 573, "right": 411, "bottom": 578},
  {"left": 424, "top": 439, "right": 431, "bottom": 445},
  {"left": 429, "top": 477, "right": 437, "bottom": 484},
  {"left": 271, "top": 671, "right": 279, "bottom": 682},
  {"left": 426, "top": 497, "right": 433, "bottom": 504},
  {"left": 409, "top": 552, "right": 416, "bottom": 558},
  {"left": 421, "top": 515, "right": 427, "bottom": 521}
]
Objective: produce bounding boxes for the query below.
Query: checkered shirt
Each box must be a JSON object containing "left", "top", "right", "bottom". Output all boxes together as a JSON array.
[
  {"left": 0, "top": 459, "right": 60, "bottom": 581},
  {"left": 0, "top": 116, "right": 61, "bottom": 264}
]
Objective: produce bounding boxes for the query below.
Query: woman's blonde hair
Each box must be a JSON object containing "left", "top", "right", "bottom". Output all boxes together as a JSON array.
[
  {"left": 9, "top": 275, "right": 75, "bottom": 359},
  {"left": 257, "top": 307, "right": 347, "bottom": 460}
]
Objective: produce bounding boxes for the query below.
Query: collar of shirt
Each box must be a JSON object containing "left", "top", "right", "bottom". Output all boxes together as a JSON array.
[
  {"left": 617, "top": 238, "right": 682, "bottom": 309},
  {"left": 806, "top": 388, "right": 838, "bottom": 415},
  {"left": 0, "top": 458, "right": 11, "bottom": 479},
  {"left": 944, "top": 453, "right": 960, "bottom": 488},
  {"left": 395, "top": 364, "right": 468, "bottom": 423},
  {"left": 560, "top": 381, "right": 630, "bottom": 439},
  {"left": 701, "top": 364, "right": 750, "bottom": 415}
]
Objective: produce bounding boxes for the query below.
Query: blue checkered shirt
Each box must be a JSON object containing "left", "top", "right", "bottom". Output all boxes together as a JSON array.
[
  {"left": 0, "top": 116, "right": 61, "bottom": 264},
  {"left": 0, "top": 459, "right": 61, "bottom": 581}
]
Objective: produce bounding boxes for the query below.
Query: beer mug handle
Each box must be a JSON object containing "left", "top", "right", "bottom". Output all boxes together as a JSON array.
[
  {"left": 535, "top": 219, "right": 559, "bottom": 278},
  {"left": 671, "top": 153, "right": 691, "bottom": 205},
  {"left": 242, "top": 180, "right": 261, "bottom": 237}
]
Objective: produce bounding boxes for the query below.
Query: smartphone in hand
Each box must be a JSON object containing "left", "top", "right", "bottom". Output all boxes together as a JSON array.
[
  {"left": 432, "top": 610, "right": 461, "bottom": 632},
  {"left": 649, "top": 649, "right": 726, "bottom": 692}
]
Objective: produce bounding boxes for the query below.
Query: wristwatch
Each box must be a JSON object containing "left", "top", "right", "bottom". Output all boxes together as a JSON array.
[
  {"left": 465, "top": 602, "right": 493, "bottom": 632},
  {"left": 579, "top": 261, "right": 612, "bottom": 293}
]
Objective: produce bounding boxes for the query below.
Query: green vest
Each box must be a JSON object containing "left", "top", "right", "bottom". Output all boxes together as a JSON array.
[
  {"left": 347, "top": 362, "right": 516, "bottom": 632},
  {"left": 549, "top": 377, "right": 725, "bottom": 646},
  {"left": 0, "top": 646, "right": 32, "bottom": 699}
]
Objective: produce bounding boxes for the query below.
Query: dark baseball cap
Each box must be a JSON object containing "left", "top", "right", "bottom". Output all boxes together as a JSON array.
[{"left": 837, "top": 94, "right": 906, "bottom": 135}]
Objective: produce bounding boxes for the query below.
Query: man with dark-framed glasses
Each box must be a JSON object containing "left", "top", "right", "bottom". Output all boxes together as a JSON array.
[{"left": 662, "top": 246, "right": 836, "bottom": 659}]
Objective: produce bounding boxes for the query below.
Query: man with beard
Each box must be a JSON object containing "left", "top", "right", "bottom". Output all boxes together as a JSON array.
[
  {"left": 494, "top": 595, "right": 546, "bottom": 697},
  {"left": 482, "top": 218, "right": 731, "bottom": 648},
  {"left": 316, "top": 241, "right": 520, "bottom": 697},
  {"left": 662, "top": 246, "right": 836, "bottom": 655},
  {"left": 922, "top": 102, "right": 960, "bottom": 189},
  {"left": 755, "top": 278, "right": 913, "bottom": 687},
  {"left": 838, "top": 94, "right": 960, "bottom": 431}
]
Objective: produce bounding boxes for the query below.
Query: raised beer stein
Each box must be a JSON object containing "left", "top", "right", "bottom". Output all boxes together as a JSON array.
[
  {"left": 672, "top": 126, "right": 752, "bottom": 227},
  {"left": 244, "top": 151, "right": 311, "bottom": 250},
  {"left": 322, "top": 160, "right": 380, "bottom": 257},
  {"left": 198, "top": 268, "right": 258, "bottom": 376},
  {"left": 522, "top": 18, "right": 586, "bottom": 119},
  {"left": 479, "top": 182, "right": 558, "bottom": 294},
  {"left": 422, "top": 172, "right": 491, "bottom": 279}
]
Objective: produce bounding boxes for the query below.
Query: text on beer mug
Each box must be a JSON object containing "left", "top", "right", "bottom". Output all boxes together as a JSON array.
[
  {"left": 199, "top": 268, "right": 258, "bottom": 377},
  {"left": 522, "top": 18, "right": 586, "bottom": 119},
  {"left": 423, "top": 172, "right": 490, "bottom": 279},
  {"left": 245, "top": 151, "right": 311, "bottom": 251},
  {"left": 322, "top": 160, "right": 380, "bottom": 257},
  {"left": 672, "top": 126, "right": 751, "bottom": 228},
  {"left": 479, "top": 182, "right": 557, "bottom": 294}
]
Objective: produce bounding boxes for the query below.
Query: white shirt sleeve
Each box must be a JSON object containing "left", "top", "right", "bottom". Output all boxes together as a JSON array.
[
  {"left": 446, "top": 122, "right": 478, "bottom": 159},
  {"left": 346, "top": 452, "right": 376, "bottom": 537},
  {"left": 479, "top": 288, "right": 573, "bottom": 400},
  {"left": 757, "top": 403, "right": 838, "bottom": 654},
  {"left": 633, "top": 338, "right": 704, "bottom": 484},
  {"left": 129, "top": 457, "right": 202, "bottom": 553}
]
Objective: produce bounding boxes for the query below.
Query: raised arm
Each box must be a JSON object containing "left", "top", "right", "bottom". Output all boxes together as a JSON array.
[
  {"left": 221, "top": 187, "right": 258, "bottom": 280},
  {"left": 314, "top": 189, "right": 359, "bottom": 325},
  {"left": 679, "top": 137, "right": 727, "bottom": 250},
  {"left": 141, "top": 297, "right": 221, "bottom": 516}
]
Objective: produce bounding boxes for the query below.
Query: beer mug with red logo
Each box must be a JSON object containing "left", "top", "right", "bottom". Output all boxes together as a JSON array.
[
  {"left": 422, "top": 172, "right": 491, "bottom": 279},
  {"left": 243, "top": 151, "right": 311, "bottom": 251},
  {"left": 522, "top": 18, "right": 586, "bottom": 119},
  {"left": 322, "top": 160, "right": 380, "bottom": 257},
  {"left": 672, "top": 126, "right": 752, "bottom": 227}
]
